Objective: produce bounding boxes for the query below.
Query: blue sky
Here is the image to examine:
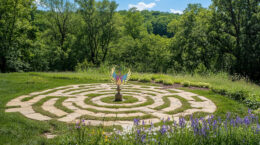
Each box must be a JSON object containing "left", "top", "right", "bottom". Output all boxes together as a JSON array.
[
  {"left": 36, "top": 0, "right": 212, "bottom": 14},
  {"left": 116, "top": 0, "right": 212, "bottom": 14}
]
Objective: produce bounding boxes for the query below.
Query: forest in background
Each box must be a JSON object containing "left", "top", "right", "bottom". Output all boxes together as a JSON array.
[{"left": 0, "top": 0, "right": 259, "bottom": 81}]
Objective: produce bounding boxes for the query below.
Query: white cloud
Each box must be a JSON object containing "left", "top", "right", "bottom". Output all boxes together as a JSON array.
[
  {"left": 155, "top": 0, "right": 160, "bottom": 1},
  {"left": 129, "top": 2, "right": 156, "bottom": 11},
  {"left": 170, "top": 9, "right": 183, "bottom": 14},
  {"left": 35, "top": 0, "right": 40, "bottom": 5}
]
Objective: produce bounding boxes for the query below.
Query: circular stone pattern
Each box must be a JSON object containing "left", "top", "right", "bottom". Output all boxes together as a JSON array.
[{"left": 5, "top": 83, "right": 216, "bottom": 129}]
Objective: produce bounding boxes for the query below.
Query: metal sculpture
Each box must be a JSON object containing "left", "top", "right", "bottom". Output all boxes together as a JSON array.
[{"left": 111, "top": 66, "right": 131, "bottom": 101}]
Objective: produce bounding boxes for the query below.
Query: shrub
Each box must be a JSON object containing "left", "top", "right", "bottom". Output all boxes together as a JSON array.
[
  {"left": 139, "top": 77, "right": 151, "bottom": 83},
  {"left": 244, "top": 94, "right": 260, "bottom": 110},
  {"left": 182, "top": 81, "right": 191, "bottom": 87},
  {"left": 129, "top": 76, "right": 139, "bottom": 81},
  {"left": 163, "top": 80, "right": 174, "bottom": 85},
  {"left": 155, "top": 79, "right": 164, "bottom": 83}
]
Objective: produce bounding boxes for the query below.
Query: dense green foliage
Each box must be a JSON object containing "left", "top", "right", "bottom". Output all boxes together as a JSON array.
[{"left": 0, "top": 0, "right": 259, "bottom": 81}]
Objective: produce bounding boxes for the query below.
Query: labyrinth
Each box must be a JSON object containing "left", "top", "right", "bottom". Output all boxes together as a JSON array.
[{"left": 5, "top": 83, "right": 216, "bottom": 129}]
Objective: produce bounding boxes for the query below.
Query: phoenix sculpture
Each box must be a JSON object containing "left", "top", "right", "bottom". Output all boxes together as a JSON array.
[{"left": 111, "top": 66, "right": 131, "bottom": 101}]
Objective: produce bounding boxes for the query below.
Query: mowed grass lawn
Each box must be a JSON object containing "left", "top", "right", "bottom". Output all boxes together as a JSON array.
[{"left": 0, "top": 72, "right": 257, "bottom": 144}]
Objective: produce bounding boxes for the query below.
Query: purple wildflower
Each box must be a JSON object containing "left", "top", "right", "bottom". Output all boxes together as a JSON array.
[
  {"left": 213, "top": 120, "right": 217, "bottom": 130},
  {"left": 160, "top": 125, "right": 167, "bottom": 135},
  {"left": 256, "top": 123, "right": 260, "bottom": 134},
  {"left": 173, "top": 121, "right": 177, "bottom": 127},
  {"left": 134, "top": 118, "right": 140, "bottom": 126},
  {"left": 141, "top": 135, "right": 146, "bottom": 143},
  {"left": 179, "top": 117, "right": 186, "bottom": 128},
  {"left": 137, "top": 129, "right": 141, "bottom": 135},
  {"left": 149, "top": 122, "right": 153, "bottom": 131},
  {"left": 142, "top": 120, "right": 145, "bottom": 126},
  {"left": 244, "top": 116, "right": 250, "bottom": 126},
  {"left": 230, "top": 119, "right": 235, "bottom": 127},
  {"left": 201, "top": 126, "right": 207, "bottom": 136},
  {"left": 218, "top": 117, "right": 222, "bottom": 124},
  {"left": 248, "top": 109, "right": 252, "bottom": 114},
  {"left": 236, "top": 116, "right": 242, "bottom": 126},
  {"left": 191, "top": 118, "right": 200, "bottom": 135},
  {"left": 224, "top": 120, "right": 227, "bottom": 130},
  {"left": 226, "top": 112, "right": 231, "bottom": 120}
]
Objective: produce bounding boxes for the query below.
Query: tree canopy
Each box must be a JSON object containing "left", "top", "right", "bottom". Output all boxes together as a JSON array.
[{"left": 0, "top": 0, "right": 259, "bottom": 81}]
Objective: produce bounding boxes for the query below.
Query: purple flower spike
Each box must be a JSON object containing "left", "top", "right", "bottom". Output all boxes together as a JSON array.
[
  {"left": 256, "top": 123, "right": 260, "bottom": 134},
  {"left": 141, "top": 135, "right": 146, "bottom": 143},
  {"left": 248, "top": 109, "right": 252, "bottom": 114},
  {"left": 142, "top": 120, "right": 145, "bottom": 126},
  {"left": 218, "top": 117, "right": 222, "bottom": 124},
  {"left": 134, "top": 118, "right": 140, "bottom": 126},
  {"left": 179, "top": 117, "right": 186, "bottom": 128},
  {"left": 213, "top": 120, "right": 217, "bottom": 130},
  {"left": 160, "top": 125, "right": 167, "bottom": 135},
  {"left": 137, "top": 129, "right": 141, "bottom": 135},
  {"left": 244, "top": 116, "right": 250, "bottom": 126},
  {"left": 226, "top": 112, "right": 231, "bottom": 120}
]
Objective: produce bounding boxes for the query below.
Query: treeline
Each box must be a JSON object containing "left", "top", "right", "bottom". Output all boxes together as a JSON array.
[{"left": 0, "top": 0, "right": 259, "bottom": 80}]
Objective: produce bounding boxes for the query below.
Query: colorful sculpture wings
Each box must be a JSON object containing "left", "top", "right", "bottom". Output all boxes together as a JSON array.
[{"left": 111, "top": 67, "right": 131, "bottom": 86}]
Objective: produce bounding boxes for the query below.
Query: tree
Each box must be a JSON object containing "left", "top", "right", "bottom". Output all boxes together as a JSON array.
[
  {"left": 152, "top": 16, "right": 173, "bottom": 37},
  {"left": 76, "top": 0, "right": 118, "bottom": 65},
  {"left": 168, "top": 4, "right": 214, "bottom": 73},
  {"left": 0, "top": 0, "right": 36, "bottom": 72},
  {"left": 124, "top": 8, "right": 144, "bottom": 39},
  {"left": 211, "top": 0, "right": 260, "bottom": 79},
  {"left": 40, "top": 0, "right": 75, "bottom": 70}
]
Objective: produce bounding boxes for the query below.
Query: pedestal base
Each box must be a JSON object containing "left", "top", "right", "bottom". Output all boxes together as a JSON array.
[{"left": 115, "top": 93, "right": 122, "bottom": 102}]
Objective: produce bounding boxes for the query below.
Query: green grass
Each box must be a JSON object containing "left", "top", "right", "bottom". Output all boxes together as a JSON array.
[
  {"left": 180, "top": 88, "right": 250, "bottom": 119},
  {"left": 167, "top": 90, "right": 178, "bottom": 93},
  {"left": 73, "top": 103, "right": 143, "bottom": 114},
  {"left": 154, "top": 95, "right": 179, "bottom": 110},
  {"left": 79, "top": 114, "right": 155, "bottom": 121},
  {"left": 32, "top": 96, "right": 59, "bottom": 118},
  {"left": 21, "top": 87, "right": 71, "bottom": 102},
  {"left": 191, "top": 96, "right": 204, "bottom": 102},
  {"left": 54, "top": 97, "right": 74, "bottom": 113},
  {"left": 0, "top": 73, "right": 104, "bottom": 144},
  {"left": 184, "top": 112, "right": 211, "bottom": 120},
  {"left": 85, "top": 95, "right": 155, "bottom": 109},
  {"left": 100, "top": 96, "right": 138, "bottom": 104},
  {"left": 166, "top": 95, "right": 192, "bottom": 114},
  {"left": 62, "top": 88, "right": 90, "bottom": 93}
]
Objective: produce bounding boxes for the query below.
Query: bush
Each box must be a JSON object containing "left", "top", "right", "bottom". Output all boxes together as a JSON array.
[
  {"left": 182, "top": 81, "right": 191, "bottom": 87},
  {"left": 244, "top": 94, "right": 260, "bottom": 110},
  {"left": 139, "top": 77, "right": 151, "bottom": 83},
  {"left": 155, "top": 79, "right": 164, "bottom": 83},
  {"left": 163, "top": 80, "right": 174, "bottom": 85},
  {"left": 75, "top": 59, "right": 94, "bottom": 72}
]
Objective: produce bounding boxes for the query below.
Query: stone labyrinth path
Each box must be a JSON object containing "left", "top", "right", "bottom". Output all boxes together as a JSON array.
[{"left": 6, "top": 83, "right": 216, "bottom": 130}]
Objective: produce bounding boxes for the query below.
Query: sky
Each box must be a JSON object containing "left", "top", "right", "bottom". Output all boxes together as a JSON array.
[
  {"left": 116, "top": 0, "right": 212, "bottom": 14},
  {"left": 36, "top": 0, "right": 212, "bottom": 14}
]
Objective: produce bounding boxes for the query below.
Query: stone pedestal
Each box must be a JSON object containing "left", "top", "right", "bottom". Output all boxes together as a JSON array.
[{"left": 115, "top": 85, "right": 122, "bottom": 102}]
